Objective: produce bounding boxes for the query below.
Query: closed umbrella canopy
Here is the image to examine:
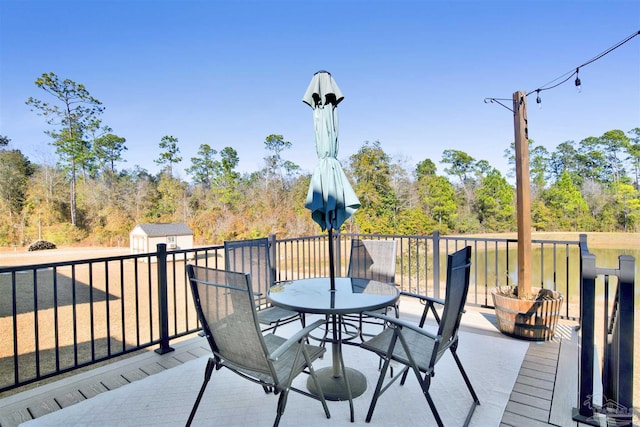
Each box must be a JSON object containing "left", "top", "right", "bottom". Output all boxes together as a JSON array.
[{"left": 303, "top": 71, "right": 360, "bottom": 232}]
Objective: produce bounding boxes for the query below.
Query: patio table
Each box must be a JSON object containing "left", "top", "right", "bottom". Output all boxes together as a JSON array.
[{"left": 267, "top": 277, "right": 399, "bottom": 403}]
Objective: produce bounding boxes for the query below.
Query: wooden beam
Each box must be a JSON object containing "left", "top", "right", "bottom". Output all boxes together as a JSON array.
[{"left": 513, "top": 91, "right": 532, "bottom": 298}]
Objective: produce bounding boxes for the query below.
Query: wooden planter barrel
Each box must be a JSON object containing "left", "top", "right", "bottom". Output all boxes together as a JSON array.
[{"left": 491, "top": 287, "right": 563, "bottom": 341}]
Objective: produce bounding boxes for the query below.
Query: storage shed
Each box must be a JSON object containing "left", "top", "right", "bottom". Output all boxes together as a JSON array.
[{"left": 130, "top": 222, "right": 194, "bottom": 254}]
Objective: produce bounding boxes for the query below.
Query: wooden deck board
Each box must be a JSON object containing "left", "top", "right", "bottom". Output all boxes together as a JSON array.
[
  {"left": 27, "top": 398, "right": 59, "bottom": 418},
  {"left": 524, "top": 354, "right": 559, "bottom": 368},
  {"left": 139, "top": 362, "right": 168, "bottom": 376},
  {"left": 54, "top": 390, "right": 85, "bottom": 409},
  {"left": 512, "top": 382, "right": 554, "bottom": 400},
  {"left": 509, "top": 390, "right": 551, "bottom": 410},
  {"left": 505, "top": 400, "right": 550, "bottom": 422},
  {"left": 187, "top": 346, "right": 211, "bottom": 359},
  {"left": 100, "top": 374, "right": 131, "bottom": 391},
  {"left": 501, "top": 411, "right": 554, "bottom": 427},
  {"left": 527, "top": 348, "right": 559, "bottom": 361},
  {"left": 521, "top": 359, "right": 557, "bottom": 374},
  {"left": 499, "top": 318, "right": 579, "bottom": 427},
  {"left": 516, "top": 374, "right": 555, "bottom": 391},
  {"left": 121, "top": 368, "right": 151, "bottom": 383},
  {"left": 77, "top": 381, "right": 109, "bottom": 399},
  {"left": 528, "top": 342, "right": 560, "bottom": 354},
  {"left": 518, "top": 366, "right": 556, "bottom": 382},
  {"left": 549, "top": 328, "right": 579, "bottom": 427},
  {"left": 155, "top": 356, "right": 184, "bottom": 370},
  {"left": 0, "top": 408, "right": 31, "bottom": 427}
]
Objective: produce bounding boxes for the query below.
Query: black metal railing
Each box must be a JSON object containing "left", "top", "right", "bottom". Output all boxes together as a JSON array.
[
  {"left": 1, "top": 232, "right": 583, "bottom": 392},
  {"left": 0, "top": 244, "right": 225, "bottom": 393},
  {"left": 272, "top": 231, "right": 582, "bottom": 318},
  {"left": 573, "top": 235, "right": 635, "bottom": 426}
]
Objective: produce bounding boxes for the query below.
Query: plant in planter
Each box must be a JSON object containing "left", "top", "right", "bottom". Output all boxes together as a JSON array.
[{"left": 490, "top": 91, "right": 563, "bottom": 341}]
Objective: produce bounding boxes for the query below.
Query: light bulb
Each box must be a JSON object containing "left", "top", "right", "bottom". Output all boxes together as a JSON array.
[
  {"left": 575, "top": 69, "right": 581, "bottom": 93},
  {"left": 536, "top": 91, "right": 542, "bottom": 109}
]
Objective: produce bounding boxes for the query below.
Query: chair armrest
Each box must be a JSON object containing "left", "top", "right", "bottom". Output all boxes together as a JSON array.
[
  {"left": 400, "top": 291, "right": 445, "bottom": 307},
  {"left": 361, "top": 311, "right": 440, "bottom": 342},
  {"left": 269, "top": 319, "right": 326, "bottom": 361}
]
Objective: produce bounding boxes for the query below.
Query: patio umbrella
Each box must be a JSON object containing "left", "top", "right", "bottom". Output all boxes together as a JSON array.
[{"left": 303, "top": 70, "right": 360, "bottom": 291}]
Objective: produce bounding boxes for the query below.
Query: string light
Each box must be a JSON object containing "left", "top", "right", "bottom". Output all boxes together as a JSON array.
[{"left": 484, "top": 30, "right": 639, "bottom": 106}]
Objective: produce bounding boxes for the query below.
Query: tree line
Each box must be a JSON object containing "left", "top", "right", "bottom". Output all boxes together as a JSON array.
[{"left": 1, "top": 73, "right": 639, "bottom": 247}]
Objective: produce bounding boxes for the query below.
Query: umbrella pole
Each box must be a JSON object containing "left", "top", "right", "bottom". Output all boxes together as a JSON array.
[
  {"left": 327, "top": 226, "right": 342, "bottom": 378},
  {"left": 328, "top": 227, "right": 336, "bottom": 292}
]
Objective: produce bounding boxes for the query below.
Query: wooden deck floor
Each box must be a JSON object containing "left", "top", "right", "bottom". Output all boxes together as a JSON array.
[
  {"left": 0, "top": 311, "right": 580, "bottom": 427},
  {"left": 500, "top": 322, "right": 579, "bottom": 427}
]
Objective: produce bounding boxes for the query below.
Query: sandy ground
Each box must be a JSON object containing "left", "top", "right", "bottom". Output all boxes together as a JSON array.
[
  {"left": 1, "top": 231, "right": 638, "bottom": 263},
  {"left": 0, "top": 247, "right": 132, "bottom": 267}
]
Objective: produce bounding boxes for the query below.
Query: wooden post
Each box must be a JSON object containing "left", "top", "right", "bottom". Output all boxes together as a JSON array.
[{"left": 513, "top": 91, "right": 532, "bottom": 298}]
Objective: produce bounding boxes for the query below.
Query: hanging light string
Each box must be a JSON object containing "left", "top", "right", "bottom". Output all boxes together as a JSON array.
[
  {"left": 484, "top": 30, "right": 640, "bottom": 110},
  {"left": 528, "top": 30, "right": 639, "bottom": 97}
]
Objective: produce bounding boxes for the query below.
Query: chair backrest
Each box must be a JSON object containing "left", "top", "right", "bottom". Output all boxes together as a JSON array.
[
  {"left": 224, "top": 238, "right": 274, "bottom": 307},
  {"left": 436, "top": 246, "right": 472, "bottom": 355},
  {"left": 347, "top": 238, "right": 397, "bottom": 284},
  {"left": 187, "top": 265, "right": 273, "bottom": 375}
]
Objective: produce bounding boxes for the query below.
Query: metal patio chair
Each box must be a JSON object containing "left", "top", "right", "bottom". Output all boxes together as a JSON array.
[
  {"left": 185, "top": 265, "right": 330, "bottom": 427},
  {"left": 359, "top": 246, "right": 479, "bottom": 426},
  {"left": 344, "top": 238, "right": 398, "bottom": 341},
  {"left": 225, "top": 238, "right": 303, "bottom": 333}
]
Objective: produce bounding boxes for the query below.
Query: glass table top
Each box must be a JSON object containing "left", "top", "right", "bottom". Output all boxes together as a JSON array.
[{"left": 267, "top": 277, "right": 399, "bottom": 315}]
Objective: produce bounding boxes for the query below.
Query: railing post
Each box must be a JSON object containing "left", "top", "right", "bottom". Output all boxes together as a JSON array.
[
  {"left": 616, "top": 255, "right": 634, "bottom": 416},
  {"left": 155, "top": 243, "right": 174, "bottom": 355},
  {"left": 433, "top": 230, "right": 440, "bottom": 298},
  {"left": 268, "top": 234, "right": 277, "bottom": 284},
  {"left": 574, "top": 235, "right": 596, "bottom": 420}
]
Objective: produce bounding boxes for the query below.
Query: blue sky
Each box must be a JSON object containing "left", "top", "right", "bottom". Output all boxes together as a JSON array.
[{"left": 1, "top": 0, "right": 639, "bottom": 182}]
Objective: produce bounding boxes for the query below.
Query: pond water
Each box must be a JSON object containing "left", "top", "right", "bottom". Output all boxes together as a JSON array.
[
  {"left": 471, "top": 245, "right": 638, "bottom": 302},
  {"left": 444, "top": 242, "right": 638, "bottom": 324}
]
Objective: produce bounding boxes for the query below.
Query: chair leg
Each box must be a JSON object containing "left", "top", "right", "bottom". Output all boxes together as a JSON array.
[
  {"left": 299, "top": 314, "right": 310, "bottom": 344},
  {"left": 271, "top": 319, "right": 281, "bottom": 334},
  {"left": 365, "top": 356, "right": 393, "bottom": 422},
  {"left": 416, "top": 351, "right": 478, "bottom": 427},
  {"left": 424, "top": 387, "right": 445, "bottom": 427},
  {"left": 273, "top": 389, "right": 289, "bottom": 427},
  {"left": 400, "top": 366, "right": 410, "bottom": 385},
  {"left": 304, "top": 350, "right": 331, "bottom": 420},
  {"left": 186, "top": 357, "right": 215, "bottom": 426},
  {"left": 452, "top": 350, "right": 480, "bottom": 403},
  {"left": 406, "top": 372, "right": 443, "bottom": 427},
  {"left": 319, "top": 315, "right": 330, "bottom": 348},
  {"left": 358, "top": 314, "right": 365, "bottom": 341},
  {"left": 339, "top": 356, "right": 355, "bottom": 422},
  {"left": 376, "top": 356, "right": 394, "bottom": 378},
  {"left": 451, "top": 350, "right": 480, "bottom": 426}
]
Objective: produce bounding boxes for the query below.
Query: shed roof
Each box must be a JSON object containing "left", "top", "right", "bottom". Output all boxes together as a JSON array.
[{"left": 134, "top": 222, "right": 193, "bottom": 237}]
